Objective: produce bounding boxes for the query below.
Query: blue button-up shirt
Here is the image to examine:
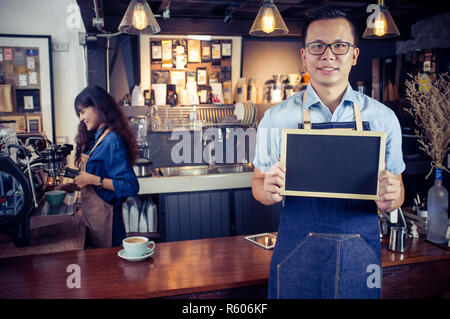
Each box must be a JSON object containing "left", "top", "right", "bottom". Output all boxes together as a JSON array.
[
  {"left": 85, "top": 125, "right": 139, "bottom": 207},
  {"left": 253, "top": 83, "right": 405, "bottom": 176}
]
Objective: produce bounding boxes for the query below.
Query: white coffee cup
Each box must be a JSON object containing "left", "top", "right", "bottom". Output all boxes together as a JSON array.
[{"left": 122, "top": 236, "right": 155, "bottom": 257}]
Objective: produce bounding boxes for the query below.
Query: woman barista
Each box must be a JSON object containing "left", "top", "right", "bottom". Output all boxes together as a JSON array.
[{"left": 73, "top": 85, "right": 139, "bottom": 248}]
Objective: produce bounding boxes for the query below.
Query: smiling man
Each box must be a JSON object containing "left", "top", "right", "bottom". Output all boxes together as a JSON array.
[{"left": 251, "top": 7, "right": 405, "bottom": 298}]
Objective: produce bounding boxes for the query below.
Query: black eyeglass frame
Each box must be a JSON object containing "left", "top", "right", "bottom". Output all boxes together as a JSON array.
[{"left": 305, "top": 41, "right": 356, "bottom": 56}]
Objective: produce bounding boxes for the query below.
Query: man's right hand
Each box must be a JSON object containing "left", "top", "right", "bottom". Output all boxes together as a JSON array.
[{"left": 252, "top": 161, "right": 285, "bottom": 205}]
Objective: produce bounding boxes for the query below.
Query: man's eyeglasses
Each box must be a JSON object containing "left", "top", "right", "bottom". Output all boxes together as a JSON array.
[{"left": 305, "top": 41, "right": 355, "bottom": 56}]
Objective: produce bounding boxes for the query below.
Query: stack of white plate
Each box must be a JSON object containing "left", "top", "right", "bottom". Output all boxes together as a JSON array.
[{"left": 234, "top": 102, "right": 256, "bottom": 125}]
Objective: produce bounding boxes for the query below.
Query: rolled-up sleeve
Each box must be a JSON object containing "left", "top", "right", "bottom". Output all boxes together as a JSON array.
[
  {"left": 253, "top": 110, "right": 282, "bottom": 173},
  {"left": 384, "top": 112, "right": 406, "bottom": 176},
  {"left": 103, "top": 138, "right": 139, "bottom": 199}
]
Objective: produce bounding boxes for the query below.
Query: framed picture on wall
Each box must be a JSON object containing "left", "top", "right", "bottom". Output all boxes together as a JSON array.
[
  {"left": 187, "top": 39, "right": 201, "bottom": 63},
  {"left": 0, "top": 34, "right": 55, "bottom": 142},
  {"left": 161, "top": 40, "right": 173, "bottom": 68},
  {"left": 26, "top": 115, "right": 42, "bottom": 133},
  {"left": 151, "top": 40, "right": 162, "bottom": 63},
  {"left": 201, "top": 40, "right": 211, "bottom": 63},
  {"left": 16, "top": 89, "right": 40, "bottom": 112},
  {"left": 196, "top": 67, "right": 207, "bottom": 85}
]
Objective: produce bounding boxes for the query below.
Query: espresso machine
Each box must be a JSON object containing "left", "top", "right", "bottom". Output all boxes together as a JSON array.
[{"left": 0, "top": 135, "right": 74, "bottom": 246}]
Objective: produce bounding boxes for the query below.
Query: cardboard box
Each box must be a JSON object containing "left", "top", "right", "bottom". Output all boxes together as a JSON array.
[
  {"left": 0, "top": 115, "right": 26, "bottom": 133},
  {"left": 0, "top": 84, "right": 13, "bottom": 112}
]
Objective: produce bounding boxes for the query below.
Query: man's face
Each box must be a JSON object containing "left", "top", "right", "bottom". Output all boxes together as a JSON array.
[{"left": 301, "top": 18, "right": 359, "bottom": 89}]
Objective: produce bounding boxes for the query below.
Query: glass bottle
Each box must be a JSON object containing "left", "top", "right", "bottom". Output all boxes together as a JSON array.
[
  {"left": 151, "top": 106, "right": 161, "bottom": 132},
  {"left": 426, "top": 168, "right": 449, "bottom": 244}
]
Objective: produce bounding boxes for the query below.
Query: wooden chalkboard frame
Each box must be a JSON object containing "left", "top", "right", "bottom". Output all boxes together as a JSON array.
[{"left": 280, "top": 128, "right": 386, "bottom": 200}]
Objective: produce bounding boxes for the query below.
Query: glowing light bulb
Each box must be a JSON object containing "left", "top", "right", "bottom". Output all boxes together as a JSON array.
[
  {"left": 133, "top": 3, "right": 148, "bottom": 30},
  {"left": 374, "top": 16, "right": 386, "bottom": 36},
  {"left": 262, "top": 8, "right": 275, "bottom": 33}
]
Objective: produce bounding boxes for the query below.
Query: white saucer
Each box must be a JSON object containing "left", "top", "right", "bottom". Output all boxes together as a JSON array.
[{"left": 117, "top": 248, "right": 154, "bottom": 262}]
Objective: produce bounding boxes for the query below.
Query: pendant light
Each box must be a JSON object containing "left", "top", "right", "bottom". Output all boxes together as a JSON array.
[
  {"left": 249, "top": 0, "right": 289, "bottom": 36},
  {"left": 118, "top": 0, "right": 161, "bottom": 35},
  {"left": 362, "top": 0, "right": 400, "bottom": 39}
]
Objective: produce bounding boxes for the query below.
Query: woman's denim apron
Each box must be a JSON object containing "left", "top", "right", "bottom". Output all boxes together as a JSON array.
[
  {"left": 81, "top": 128, "right": 126, "bottom": 248},
  {"left": 268, "top": 94, "right": 382, "bottom": 299}
]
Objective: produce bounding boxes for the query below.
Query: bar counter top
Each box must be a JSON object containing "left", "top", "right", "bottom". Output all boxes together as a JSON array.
[
  {"left": 0, "top": 234, "right": 449, "bottom": 299},
  {"left": 138, "top": 171, "right": 253, "bottom": 195}
]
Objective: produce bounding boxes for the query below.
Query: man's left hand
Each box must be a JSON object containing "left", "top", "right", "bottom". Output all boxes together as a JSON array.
[{"left": 375, "top": 170, "right": 404, "bottom": 213}]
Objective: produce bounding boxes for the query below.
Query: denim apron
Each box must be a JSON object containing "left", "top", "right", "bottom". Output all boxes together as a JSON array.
[
  {"left": 80, "top": 128, "right": 114, "bottom": 248},
  {"left": 268, "top": 93, "right": 382, "bottom": 299}
]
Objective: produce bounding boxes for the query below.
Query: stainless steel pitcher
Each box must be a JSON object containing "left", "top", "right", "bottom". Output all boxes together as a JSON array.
[{"left": 388, "top": 226, "right": 411, "bottom": 252}]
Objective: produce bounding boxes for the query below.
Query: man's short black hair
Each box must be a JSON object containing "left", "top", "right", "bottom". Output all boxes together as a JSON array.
[{"left": 302, "top": 7, "right": 359, "bottom": 47}]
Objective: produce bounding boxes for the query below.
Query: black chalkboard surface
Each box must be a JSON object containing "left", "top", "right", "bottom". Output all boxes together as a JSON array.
[{"left": 280, "top": 129, "right": 386, "bottom": 200}]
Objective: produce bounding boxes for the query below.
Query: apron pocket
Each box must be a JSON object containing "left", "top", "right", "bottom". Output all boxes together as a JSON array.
[
  {"left": 277, "top": 233, "right": 381, "bottom": 299},
  {"left": 338, "top": 235, "right": 381, "bottom": 299},
  {"left": 277, "top": 233, "right": 340, "bottom": 299}
]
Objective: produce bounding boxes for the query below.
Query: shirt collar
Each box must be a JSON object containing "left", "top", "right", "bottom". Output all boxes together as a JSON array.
[
  {"left": 303, "top": 82, "right": 356, "bottom": 110},
  {"left": 94, "top": 125, "right": 108, "bottom": 141}
]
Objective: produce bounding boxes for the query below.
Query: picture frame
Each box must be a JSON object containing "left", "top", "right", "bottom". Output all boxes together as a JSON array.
[
  {"left": 0, "top": 34, "right": 55, "bottom": 142},
  {"left": 196, "top": 67, "right": 207, "bottom": 85},
  {"left": 172, "top": 39, "right": 187, "bottom": 69},
  {"left": 221, "top": 40, "right": 232, "bottom": 58},
  {"left": 26, "top": 114, "right": 42, "bottom": 133},
  {"left": 16, "top": 89, "right": 40, "bottom": 112},
  {"left": 211, "top": 40, "right": 221, "bottom": 66},
  {"left": 201, "top": 40, "right": 211, "bottom": 63},
  {"left": 170, "top": 70, "right": 186, "bottom": 88},
  {"left": 187, "top": 39, "right": 201, "bottom": 63},
  {"left": 280, "top": 128, "right": 386, "bottom": 200},
  {"left": 161, "top": 40, "right": 173, "bottom": 68},
  {"left": 150, "top": 40, "right": 162, "bottom": 63}
]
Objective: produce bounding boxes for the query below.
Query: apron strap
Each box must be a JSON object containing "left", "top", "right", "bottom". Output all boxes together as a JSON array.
[
  {"left": 302, "top": 92, "right": 363, "bottom": 131},
  {"left": 302, "top": 92, "right": 312, "bottom": 130},
  {"left": 353, "top": 102, "right": 363, "bottom": 132},
  {"left": 88, "top": 127, "right": 111, "bottom": 156}
]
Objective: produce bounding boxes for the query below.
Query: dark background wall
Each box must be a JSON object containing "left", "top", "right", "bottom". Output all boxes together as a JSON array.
[
  {"left": 349, "top": 39, "right": 397, "bottom": 94},
  {"left": 86, "top": 34, "right": 140, "bottom": 101},
  {"left": 241, "top": 36, "right": 397, "bottom": 95}
]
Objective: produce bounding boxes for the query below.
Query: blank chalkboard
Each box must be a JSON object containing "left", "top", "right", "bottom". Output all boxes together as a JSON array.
[{"left": 280, "top": 129, "right": 386, "bottom": 200}]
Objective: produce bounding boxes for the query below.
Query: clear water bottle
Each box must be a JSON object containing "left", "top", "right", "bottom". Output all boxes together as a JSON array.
[{"left": 426, "top": 168, "right": 449, "bottom": 244}]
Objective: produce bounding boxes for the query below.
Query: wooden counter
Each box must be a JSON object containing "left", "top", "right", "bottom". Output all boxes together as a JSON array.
[
  {"left": 0, "top": 234, "right": 448, "bottom": 299},
  {"left": 138, "top": 171, "right": 253, "bottom": 195}
]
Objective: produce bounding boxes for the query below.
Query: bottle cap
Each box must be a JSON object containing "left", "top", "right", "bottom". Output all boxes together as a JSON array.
[{"left": 435, "top": 167, "right": 442, "bottom": 181}]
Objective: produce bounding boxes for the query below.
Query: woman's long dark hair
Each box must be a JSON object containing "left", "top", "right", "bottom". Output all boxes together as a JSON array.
[{"left": 74, "top": 85, "right": 138, "bottom": 167}]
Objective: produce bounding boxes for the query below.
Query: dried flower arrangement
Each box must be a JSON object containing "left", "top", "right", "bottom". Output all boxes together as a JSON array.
[{"left": 404, "top": 72, "right": 450, "bottom": 177}]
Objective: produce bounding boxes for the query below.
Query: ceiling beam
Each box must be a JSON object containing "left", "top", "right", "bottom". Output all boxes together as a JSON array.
[{"left": 156, "top": 17, "right": 304, "bottom": 37}]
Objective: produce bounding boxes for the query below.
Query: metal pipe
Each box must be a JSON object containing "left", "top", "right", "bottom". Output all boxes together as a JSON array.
[
  {"left": 92, "top": 0, "right": 103, "bottom": 32},
  {"left": 93, "top": 0, "right": 100, "bottom": 16},
  {"left": 96, "top": 32, "right": 122, "bottom": 93},
  {"left": 25, "top": 156, "right": 38, "bottom": 208},
  {"left": 106, "top": 37, "right": 110, "bottom": 93}
]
